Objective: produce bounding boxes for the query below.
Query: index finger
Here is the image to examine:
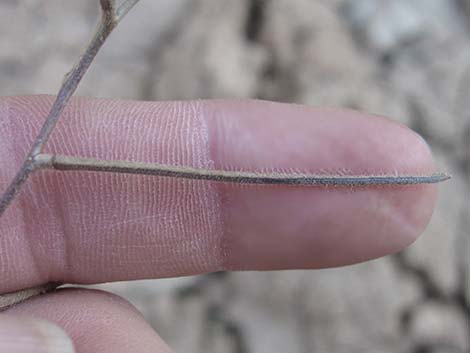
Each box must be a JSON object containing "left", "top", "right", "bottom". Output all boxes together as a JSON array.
[{"left": 0, "top": 96, "right": 439, "bottom": 293}]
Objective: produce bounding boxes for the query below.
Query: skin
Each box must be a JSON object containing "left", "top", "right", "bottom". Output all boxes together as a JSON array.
[{"left": 0, "top": 96, "right": 438, "bottom": 352}]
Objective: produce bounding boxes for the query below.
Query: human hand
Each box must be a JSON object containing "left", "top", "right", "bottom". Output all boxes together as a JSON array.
[{"left": 0, "top": 96, "right": 438, "bottom": 352}]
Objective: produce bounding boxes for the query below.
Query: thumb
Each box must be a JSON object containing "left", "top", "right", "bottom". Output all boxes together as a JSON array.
[{"left": 0, "top": 315, "right": 74, "bottom": 353}]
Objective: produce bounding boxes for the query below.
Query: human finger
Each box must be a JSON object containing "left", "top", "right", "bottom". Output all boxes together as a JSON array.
[
  {"left": 0, "top": 314, "right": 74, "bottom": 353},
  {"left": 4, "top": 289, "right": 172, "bottom": 353},
  {"left": 0, "top": 96, "right": 439, "bottom": 293}
]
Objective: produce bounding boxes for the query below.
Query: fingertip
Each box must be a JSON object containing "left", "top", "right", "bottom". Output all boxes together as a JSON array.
[
  {"left": 208, "top": 101, "right": 441, "bottom": 269},
  {"left": 6, "top": 289, "right": 173, "bottom": 353},
  {"left": 0, "top": 315, "right": 75, "bottom": 353}
]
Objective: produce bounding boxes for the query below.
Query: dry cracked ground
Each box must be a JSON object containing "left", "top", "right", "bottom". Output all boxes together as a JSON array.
[{"left": 0, "top": 1, "right": 469, "bottom": 352}]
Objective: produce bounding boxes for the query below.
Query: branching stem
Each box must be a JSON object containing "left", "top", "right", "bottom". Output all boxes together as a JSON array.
[{"left": 0, "top": 0, "right": 141, "bottom": 218}]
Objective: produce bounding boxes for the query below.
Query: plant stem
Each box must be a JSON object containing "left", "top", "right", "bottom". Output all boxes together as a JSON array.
[
  {"left": 0, "top": 0, "right": 141, "bottom": 218},
  {"left": 38, "top": 154, "right": 451, "bottom": 186},
  {"left": 0, "top": 283, "right": 61, "bottom": 312}
]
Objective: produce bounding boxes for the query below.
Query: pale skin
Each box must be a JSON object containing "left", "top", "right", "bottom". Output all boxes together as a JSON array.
[
  {"left": 0, "top": 95, "right": 441, "bottom": 353},
  {"left": 0, "top": 1, "right": 444, "bottom": 351}
]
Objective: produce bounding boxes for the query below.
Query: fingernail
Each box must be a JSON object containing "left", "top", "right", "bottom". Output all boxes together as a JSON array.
[{"left": 0, "top": 316, "right": 75, "bottom": 353}]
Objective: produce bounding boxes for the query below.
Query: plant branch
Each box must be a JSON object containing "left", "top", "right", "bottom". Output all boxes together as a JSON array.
[
  {"left": 37, "top": 154, "right": 451, "bottom": 186},
  {"left": 0, "top": 283, "right": 61, "bottom": 312},
  {"left": 100, "top": 0, "right": 118, "bottom": 27},
  {"left": 0, "top": 0, "right": 140, "bottom": 218}
]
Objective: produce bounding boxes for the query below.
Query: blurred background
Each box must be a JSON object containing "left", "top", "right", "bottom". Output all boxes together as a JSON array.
[{"left": 1, "top": 0, "right": 469, "bottom": 352}]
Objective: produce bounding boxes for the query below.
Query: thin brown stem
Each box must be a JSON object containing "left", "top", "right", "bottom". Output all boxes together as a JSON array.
[
  {"left": 39, "top": 154, "right": 451, "bottom": 186},
  {"left": 100, "top": 0, "right": 116, "bottom": 13},
  {"left": 0, "top": 0, "right": 140, "bottom": 218},
  {"left": 0, "top": 283, "right": 61, "bottom": 312},
  {"left": 101, "top": 0, "right": 118, "bottom": 28}
]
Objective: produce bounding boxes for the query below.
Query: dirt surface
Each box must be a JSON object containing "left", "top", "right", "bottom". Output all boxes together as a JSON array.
[{"left": 1, "top": 1, "right": 469, "bottom": 352}]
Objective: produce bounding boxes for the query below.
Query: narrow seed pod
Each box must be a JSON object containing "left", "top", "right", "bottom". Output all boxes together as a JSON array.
[{"left": 47, "top": 154, "right": 451, "bottom": 187}]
